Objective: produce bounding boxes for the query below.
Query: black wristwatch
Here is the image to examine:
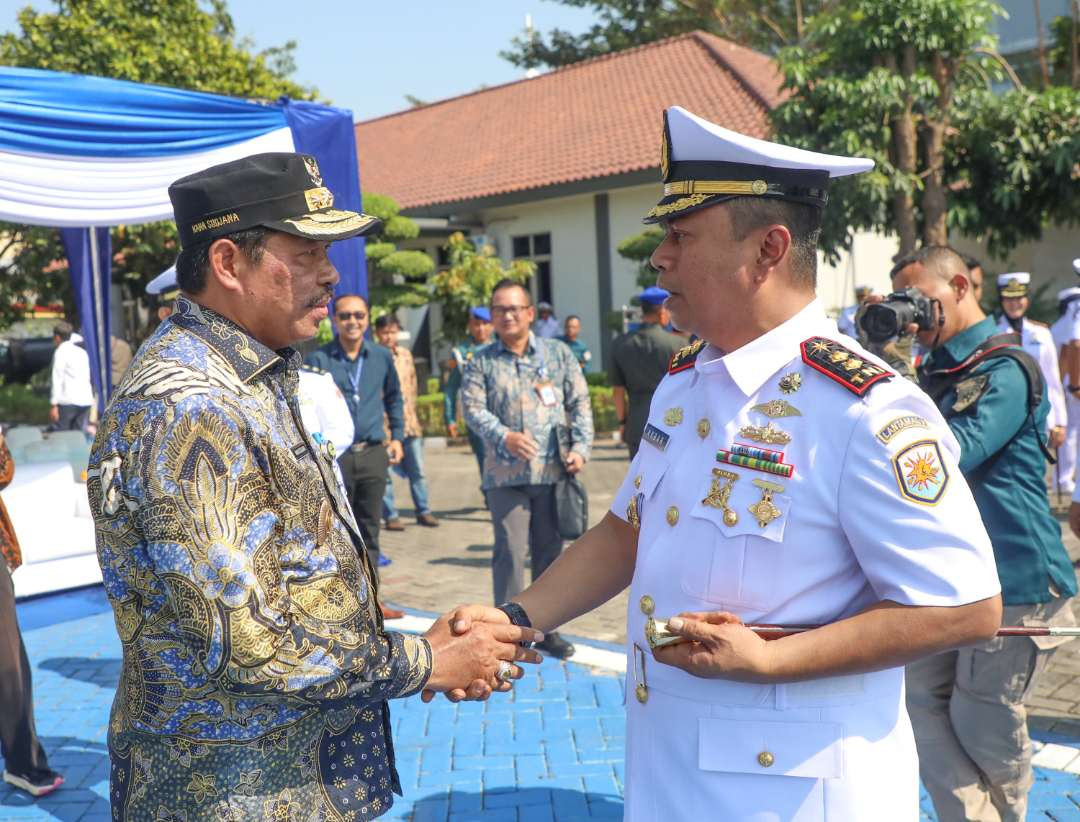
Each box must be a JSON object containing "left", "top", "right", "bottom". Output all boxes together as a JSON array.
[{"left": 496, "top": 601, "right": 535, "bottom": 648}]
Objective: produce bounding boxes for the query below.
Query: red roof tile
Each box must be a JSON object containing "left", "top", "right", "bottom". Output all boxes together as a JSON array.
[{"left": 356, "top": 31, "right": 784, "bottom": 211}]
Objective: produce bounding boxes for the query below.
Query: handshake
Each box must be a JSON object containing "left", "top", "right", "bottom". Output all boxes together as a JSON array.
[{"left": 420, "top": 604, "right": 545, "bottom": 703}]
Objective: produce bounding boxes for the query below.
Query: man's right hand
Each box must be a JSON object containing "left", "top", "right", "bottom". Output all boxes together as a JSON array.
[
  {"left": 447, "top": 423, "right": 459, "bottom": 438},
  {"left": 504, "top": 430, "right": 539, "bottom": 461},
  {"left": 423, "top": 610, "right": 543, "bottom": 700},
  {"left": 49, "top": 405, "right": 59, "bottom": 424}
]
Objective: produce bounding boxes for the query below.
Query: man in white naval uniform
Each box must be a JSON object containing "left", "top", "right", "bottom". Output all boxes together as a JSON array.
[
  {"left": 1051, "top": 285, "right": 1080, "bottom": 495},
  {"left": 443, "top": 107, "right": 1003, "bottom": 820},
  {"left": 995, "top": 272, "right": 1068, "bottom": 459}
]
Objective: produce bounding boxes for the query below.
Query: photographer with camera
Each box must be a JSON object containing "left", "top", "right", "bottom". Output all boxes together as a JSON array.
[{"left": 879, "top": 245, "right": 1077, "bottom": 822}]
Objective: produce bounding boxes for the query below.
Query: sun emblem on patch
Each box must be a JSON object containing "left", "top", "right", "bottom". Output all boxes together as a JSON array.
[{"left": 892, "top": 439, "right": 949, "bottom": 505}]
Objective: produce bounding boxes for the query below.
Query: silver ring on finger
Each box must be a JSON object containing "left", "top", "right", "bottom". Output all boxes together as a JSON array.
[{"left": 497, "top": 660, "right": 515, "bottom": 682}]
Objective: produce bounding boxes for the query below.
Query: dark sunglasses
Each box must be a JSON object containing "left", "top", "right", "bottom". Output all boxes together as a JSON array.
[{"left": 337, "top": 311, "right": 368, "bottom": 321}]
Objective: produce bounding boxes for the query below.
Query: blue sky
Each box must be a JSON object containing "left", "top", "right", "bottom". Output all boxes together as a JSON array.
[{"left": 0, "top": 0, "right": 599, "bottom": 121}]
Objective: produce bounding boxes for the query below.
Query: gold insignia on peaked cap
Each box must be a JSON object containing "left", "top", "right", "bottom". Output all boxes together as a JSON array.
[
  {"left": 304, "top": 187, "right": 334, "bottom": 211},
  {"left": 997, "top": 271, "right": 1030, "bottom": 299},
  {"left": 660, "top": 110, "right": 672, "bottom": 181},
  {"left": 304, "top": 155, "right": 323, "bottom": 186},
  {"left": 283, "top": 209, "right": 380, "bottom": 237}
]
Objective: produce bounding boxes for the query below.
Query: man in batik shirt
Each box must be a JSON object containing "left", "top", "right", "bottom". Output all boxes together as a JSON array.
[{"left": 87, "top": 154, "right": 541, "bottom": 821}]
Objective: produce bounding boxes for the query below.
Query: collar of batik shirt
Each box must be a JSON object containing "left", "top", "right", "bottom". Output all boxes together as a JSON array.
[{"left": 170, "top": 294, "right": 300, "bottom": 384}]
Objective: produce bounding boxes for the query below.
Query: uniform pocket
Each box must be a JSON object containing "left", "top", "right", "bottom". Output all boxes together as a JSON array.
[
  {"left": 681, "top": 470, "right": 792, "bottom": 606},
  {"left": 698, "top": 717, "right": 844, "bottom": 779}
]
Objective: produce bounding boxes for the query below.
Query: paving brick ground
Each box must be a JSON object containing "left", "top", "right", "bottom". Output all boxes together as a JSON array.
[{"left": 5, "top": 439, "right": 1080, "bottom": 820}]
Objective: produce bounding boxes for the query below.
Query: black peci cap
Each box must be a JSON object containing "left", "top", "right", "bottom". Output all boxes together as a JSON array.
[{"left": 168, "top": 153, "right": 381, "bottom": 249}]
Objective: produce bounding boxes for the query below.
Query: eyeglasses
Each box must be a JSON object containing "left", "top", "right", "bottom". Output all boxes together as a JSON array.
[
  {"left": 491, "top": 305, "right": 532, "bottom": 317},
  {"left": 337, "top": 311, "right": 367, "bottom": 321}
]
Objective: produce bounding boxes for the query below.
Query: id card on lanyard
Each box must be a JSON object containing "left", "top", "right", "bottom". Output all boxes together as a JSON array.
[{"left": 533, "top": 343, "right": 558, "bottom": 407}]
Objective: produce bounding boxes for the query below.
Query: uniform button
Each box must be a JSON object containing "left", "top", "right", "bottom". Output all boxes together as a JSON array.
[
  {"left": 666, "top": 506, "right": 679, "bottom": 526},
  {"left": 639, "top": 595, "right": 655, "bottom": 616},
  {"left": 757, "top": 751, "right": 775, "bottom": 768}
]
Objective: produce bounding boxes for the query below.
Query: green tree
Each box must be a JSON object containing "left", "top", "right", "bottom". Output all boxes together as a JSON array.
[
  {"left": 772, "top": 0, "right": 1080, "bottom": 260},
  {"left": 616, "top": 228, "right": 664, "bottom": 288},
  {"left": 501, "top": 0, "right": 825, "bottom": 70},
  {"left": 431, "top": 232, "right": 534, "bottom": 341},
  {"left": 361, "top": 192, "right": 436, "bottom": 316},
  {"left": 0, "top": 0, "right": 316, "bottom": 325}
]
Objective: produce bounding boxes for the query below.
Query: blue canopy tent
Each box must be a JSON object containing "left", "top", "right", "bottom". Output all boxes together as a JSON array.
[{"left": 0, "top": 66, "right": 368, "bottom": 410}]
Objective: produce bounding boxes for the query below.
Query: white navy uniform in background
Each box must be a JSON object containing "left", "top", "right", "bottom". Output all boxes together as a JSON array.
[
  {"left": 298, "top": 364, "right": 354, "bottom": 491},
  {"left": 996, "top": 315, "right": 1067, "bottom": 436},
  {"left": 1051, "top": 299, "right": 1080, "bottom": 494},
  {"left": 611, "top": 300, "right": 1001, "bottom": 821}
]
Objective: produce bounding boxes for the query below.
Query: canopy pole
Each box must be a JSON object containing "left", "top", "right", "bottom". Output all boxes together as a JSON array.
[{"left": 88, "top": 227, "right": 108, "bottom": 404}]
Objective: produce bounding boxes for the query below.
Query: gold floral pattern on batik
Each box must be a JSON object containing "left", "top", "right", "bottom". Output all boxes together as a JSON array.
[{"left": 92, "top": 297, "right": 431, "bottom": 821}]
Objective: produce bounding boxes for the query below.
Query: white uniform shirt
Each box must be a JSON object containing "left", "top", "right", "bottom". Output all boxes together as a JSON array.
[
  {"left": 50, "top": 335, "right": 94, "bottom": 407},
  {"left": 611, "top": 300, "right": 1000, "bottom": 821},
  {"left": 996, "top": 315, "right": 1068, "bottom": 431},
  {"left": 835, "top": 303, "right": 858, "bottom": 338},
  {"left": 297, "top": 367, "right": 354, "bottom": 456},
  {"left": 1050, "top": 303, "right": 1080, "bottom": 373}
]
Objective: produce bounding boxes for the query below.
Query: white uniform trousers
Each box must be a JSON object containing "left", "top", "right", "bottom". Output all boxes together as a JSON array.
[{"left": 1059, "top": 395, "right": 1080, "bottom": 493}]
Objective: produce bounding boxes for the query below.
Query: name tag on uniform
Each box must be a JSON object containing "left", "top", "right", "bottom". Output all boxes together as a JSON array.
[
  {"left": 290, "top": 442, "right": 309, "bottom": 460},
  {"left": 642, "top": 423, "right": 670, "bottom": 452},
  {"left": 536, "top": 381, "right": 558, "bottom": 407}
]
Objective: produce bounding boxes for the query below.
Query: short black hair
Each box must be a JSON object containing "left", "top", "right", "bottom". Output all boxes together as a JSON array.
[
  {"left": 889, "top": 245, "right": 967, "bottom": 280},
  {"left": 373, "top": 313, "right": 400, "bottom": 330},
  {"left": 959, "top": 251, "right": 983, "bottom": 271},
  {"left": 565, "top": 314, "right": 581, "bottom": 323},
  {"left": 723, "top": 198, "right": 822, "bottom": 287},
  {"left": 53, "top": 321, "right": 74, "bottom": 340},
  {"left": 175, "top": 227, "right": 269, "bottom": 294},
  {"left": 490, "top": 279, "right": 531, "bottom": 306},
  {"left": 332, "top": 293, "right": 368, "bottom": 314}
]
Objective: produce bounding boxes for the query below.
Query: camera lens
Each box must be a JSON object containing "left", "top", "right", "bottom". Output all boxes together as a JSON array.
[{"left": 860, "top": 304, "right": 902, "bottom": 343}]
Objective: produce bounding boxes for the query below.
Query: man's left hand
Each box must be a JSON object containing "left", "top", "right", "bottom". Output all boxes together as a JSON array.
[
  {"left": 1050, "top": 426, "right": 1067, "bottom": 450},
  {"left": 565, "top": 452, "right": 585, "bottom": 475},
  {"left": 387, "top": 439, "right": 404, "bottom": 464},
  {"left": 652, "top": 611, "right": 776, "bottom": 683}
]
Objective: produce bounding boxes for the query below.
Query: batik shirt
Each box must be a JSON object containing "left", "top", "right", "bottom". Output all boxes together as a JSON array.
[
  {"left": 88, "top": 297, "right": 431, "bottom": 822},
  {"left": 461, "top": 333, "right": 593, "bottom": 490}
]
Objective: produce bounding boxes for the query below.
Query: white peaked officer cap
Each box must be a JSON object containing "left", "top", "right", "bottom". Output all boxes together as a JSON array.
[
  {"left": 1057, "top": 286, "right": 1080, "bottom": 302},
  {"left": 1073, "top": 258, "right": 1080, "bottom": 276},
  {"left": 644, "top": 105, "right": 875, "bottom": 223},
  {"left": 997, "top": 271, "right": 1030, "bottom": 298},
  {"left": 146, "top": 265, "right": 178, "bottom": 296}
]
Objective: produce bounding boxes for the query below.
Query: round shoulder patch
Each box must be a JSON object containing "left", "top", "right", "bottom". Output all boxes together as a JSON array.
[{"left": 892, "top": 439, "right": 949, "bottom": 505}]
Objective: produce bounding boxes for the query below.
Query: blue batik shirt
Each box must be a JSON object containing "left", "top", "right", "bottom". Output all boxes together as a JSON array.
[
  {"left": 88, "top": 296, "right": 430, "bottom": 821},
  {"left": 461, "top": 332, "right": 593, "bottom": 490}
]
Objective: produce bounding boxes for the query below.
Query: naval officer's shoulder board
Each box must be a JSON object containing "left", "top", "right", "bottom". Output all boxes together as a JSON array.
[
  {"left": 668, "top": 338, "right": 707, "bottom": 374},
  {"left": 800, "top": 336, "right": 893, "bottom": 397}
]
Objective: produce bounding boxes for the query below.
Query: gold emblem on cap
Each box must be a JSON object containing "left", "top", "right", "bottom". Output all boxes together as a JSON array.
[
  {"left": 666, "top": 506, "right": 679, "bottom": 526},
  {"left": 664, "top": 407, "right": 684, "bottom": 426},
  {"left": 283, "top": 209, "right": 376, "bottom": 236},
  {"left": 660, "top": 121, "right": 670, "bottom": 180},
  {"left": 697, "top": 418, "right": 711, "bottom": 439},
  {"left": 304, "top": 186, "right": 334, "bottom": 211},
  {"left": 779, "top": 373, "right": 802, "bottom": 394},
  {"left": 751, "top": 179, "right": 768, "bottom": 195},
  {"left": 752, "top": 399, "right": 802, "bottom": 418},
  {"left": 749, "top": 479, "right": 785, "bottom": 528},
  {"left": 303, "top": 155, "right": 323, "bottom": 186}
]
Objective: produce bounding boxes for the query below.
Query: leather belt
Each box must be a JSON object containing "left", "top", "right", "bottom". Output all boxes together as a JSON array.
[{"left": 348, "top": 440, "right": 383, "bottom": 453}]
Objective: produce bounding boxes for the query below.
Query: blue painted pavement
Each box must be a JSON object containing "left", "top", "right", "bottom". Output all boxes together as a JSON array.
[{"left": 2, "top": 587, "right": 1079, "bottom": 821}]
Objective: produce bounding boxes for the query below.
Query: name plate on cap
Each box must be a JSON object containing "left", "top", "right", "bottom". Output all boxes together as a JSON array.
[{"left": 642, "top": 423, "right": 670, "bottom": 452}]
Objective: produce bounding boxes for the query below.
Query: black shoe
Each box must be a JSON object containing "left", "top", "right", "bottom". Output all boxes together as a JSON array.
[
  {"left": 536, "top": 632, "right": 575, "bottom": 659},
  {"left": 3, "top": 768, "right": 64, "bottom": 797}
]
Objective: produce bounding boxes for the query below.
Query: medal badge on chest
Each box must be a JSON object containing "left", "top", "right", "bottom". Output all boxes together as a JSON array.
[
  {"left": 748, "top": 479, "right": 785, "bottom": 527},
  {"left": 702, "top": 468, "right": 739, "bottom": 526}
]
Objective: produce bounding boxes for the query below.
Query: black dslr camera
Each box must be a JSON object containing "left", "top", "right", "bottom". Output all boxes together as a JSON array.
[{"left": 858, "top": 287, "right": 940, "bottom": 343}]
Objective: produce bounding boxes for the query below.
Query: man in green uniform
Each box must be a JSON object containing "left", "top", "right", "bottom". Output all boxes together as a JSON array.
[
  {"left": 892, "top": 245, "right": 1077, "bottom": 822},
  {"left": 609, "top": 286, "right": 685, "bottom": 458},
  {"left": 444, "top": 306, "right": 493, "bottom": 473}
]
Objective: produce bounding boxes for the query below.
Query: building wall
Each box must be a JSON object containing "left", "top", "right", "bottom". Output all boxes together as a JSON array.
[{"left": 952, "top": 223, "right": 1079, "bottom": 301}]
